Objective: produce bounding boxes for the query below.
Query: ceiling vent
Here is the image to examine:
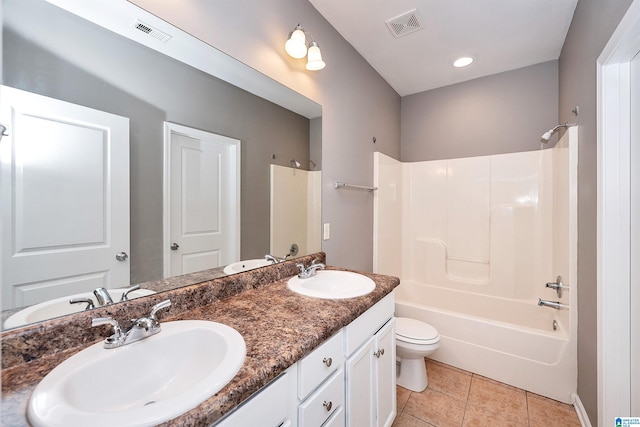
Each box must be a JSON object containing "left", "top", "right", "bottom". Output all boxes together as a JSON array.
[
  {"left": 131, "top": 20, "right": 172, "bottom": 43},
  {"left": 385, "top": 9, "right": 424, "bottom": 39}
]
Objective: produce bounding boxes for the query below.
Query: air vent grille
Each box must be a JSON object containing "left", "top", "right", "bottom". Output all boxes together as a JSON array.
[
  {"left": 385, "top": 10, "right": 424, "bottom": 38},
  {"left": 131, "top": 20, "right": 172, "bottom": 43}
]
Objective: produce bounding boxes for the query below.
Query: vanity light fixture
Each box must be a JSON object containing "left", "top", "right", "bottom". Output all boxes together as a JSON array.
[
  {"left": 285, "top": 24, "right": 326, "bottom": 71},
  {"left": 453, "top": 56, "right": 474, "bottom": 68}
]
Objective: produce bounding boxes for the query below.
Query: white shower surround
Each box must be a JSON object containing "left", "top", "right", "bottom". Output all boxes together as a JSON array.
[{"left": 374, "top": 128, "right": 577, "bottom": 403}]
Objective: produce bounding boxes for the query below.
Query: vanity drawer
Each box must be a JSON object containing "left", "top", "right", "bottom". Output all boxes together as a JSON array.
[
  {"left": 298, "top": 330, "right": 344, "bottom": 399},
  {"left": 298, "top": 368, "right": 344, "bottom": 427}
]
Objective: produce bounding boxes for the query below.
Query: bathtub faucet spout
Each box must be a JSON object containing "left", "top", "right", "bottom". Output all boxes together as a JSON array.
[{"left": 537, "top": 298, "right": 568, "bottom": 310}]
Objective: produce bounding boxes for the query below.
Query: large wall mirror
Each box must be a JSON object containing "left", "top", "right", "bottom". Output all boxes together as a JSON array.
[{"left": 0, "top": 0, "right": 322, "bottom": 329}]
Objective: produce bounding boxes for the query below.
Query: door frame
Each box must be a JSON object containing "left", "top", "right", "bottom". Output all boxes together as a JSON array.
[
  {"left": 162, "top": 122, "right": 240, "bottom": 278},
  {"left": 597, "top": 0, "right": 640, "bottom": 424}
]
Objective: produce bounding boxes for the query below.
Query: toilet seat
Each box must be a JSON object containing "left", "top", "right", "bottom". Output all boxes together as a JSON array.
[{"left": 396, "top": 317, "right": 440, "bottom": 345}]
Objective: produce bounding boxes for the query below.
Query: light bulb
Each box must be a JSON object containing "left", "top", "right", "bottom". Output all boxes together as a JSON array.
[
  {"left": 453, "top": 57, "right": 474, "bottom": 68},
  {"left": 305, "top": 42, "right": 325, "bottom": 71},
  {"left": 285, "top": 28, "right": 307, "bottom": 59}
]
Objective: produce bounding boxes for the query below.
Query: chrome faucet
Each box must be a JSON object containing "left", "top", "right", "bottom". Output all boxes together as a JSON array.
[
  {"left": 265, "top": 253, "right": 293, "bottom": 264},
  {"left": 545, "top": 276, "right": 568, "bottom": 298},
  {"left": 69, "top": 285, "right": 143, "bottom": 310},
  {"left": 296, "top": 261, "right": 326, "bottom": 279},
  {"left": 93, "top": 287, "right": 114, "bottom": 306},
  {"left": 537, "top": 298, "right": 568, "bottom": 310},
  {"left": 92, "top": 299, "right": 171, "bottom": 349},
  {"left": 265, "top": 254, "right": 283, "bottom": 264}
]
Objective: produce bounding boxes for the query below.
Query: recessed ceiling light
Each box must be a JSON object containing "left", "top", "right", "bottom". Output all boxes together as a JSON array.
[{"left": 453, "top": 57, "right": 474, "bottom": 68}]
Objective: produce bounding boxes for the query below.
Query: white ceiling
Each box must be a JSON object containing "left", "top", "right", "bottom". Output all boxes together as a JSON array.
[{"left": 308, "top": 0, "right": 578, "bottom": 96}]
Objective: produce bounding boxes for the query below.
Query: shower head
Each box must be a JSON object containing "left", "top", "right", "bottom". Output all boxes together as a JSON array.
[
  {"left": 540, "top": 123, "right": 575, "bottom": 143},
  {"left": 290, "top": 159, "right": 301, "bottom": 168},
  {"left": 541, "top": 129, "right": 555, "bottom": 142}
]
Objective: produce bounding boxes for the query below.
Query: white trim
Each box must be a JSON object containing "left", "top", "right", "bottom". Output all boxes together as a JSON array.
[
  {"left": 162, "top": 124, "right": 171, "bottom": 279},
  {"left": 162, "top": 122, "right": 241, "bottom": 278},
  {"left": 596, "top": 0, "right": 640, "bottom": 425},
  {"left": 572, "top": 394, "right": 593, "bottom": 427}
]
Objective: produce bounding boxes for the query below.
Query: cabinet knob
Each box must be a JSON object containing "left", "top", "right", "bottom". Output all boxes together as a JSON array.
[
  {"left": 374, "top": 348, "right": 385, "bottom": 358},
  {"left": 323, "top": 400, "right": 332, "bottom": 412},
  {"left": 323, "top": 357, "right": 332, "bottom": 367}
]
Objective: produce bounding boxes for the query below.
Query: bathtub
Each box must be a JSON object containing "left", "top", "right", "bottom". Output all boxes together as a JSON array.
[{"left": 394, "top": 280, "right": 577, "bottom": 404}]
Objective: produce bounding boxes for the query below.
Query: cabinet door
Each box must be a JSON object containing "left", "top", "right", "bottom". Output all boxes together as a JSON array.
[
  {"left": 345, "top": 336, "right": 375, "bottom": 426},
  {"left": 374, "top": 318, "right": 396, "bottom": 427}
]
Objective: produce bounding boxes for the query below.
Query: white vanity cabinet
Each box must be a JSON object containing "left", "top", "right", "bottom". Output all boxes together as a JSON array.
[
  {"left": 296, "top": 331, "right": 345, "bottom": 426},
  {"left": 344, "top": 294, "right": 396, "bottom": 427},
  {"left": 212, "top": 292, "right": 395, "bottom": 427}
]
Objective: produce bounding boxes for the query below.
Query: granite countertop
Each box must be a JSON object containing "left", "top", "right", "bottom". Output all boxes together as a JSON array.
[{"left": 1, "top": 256, "right": 399, "bottom": 427}]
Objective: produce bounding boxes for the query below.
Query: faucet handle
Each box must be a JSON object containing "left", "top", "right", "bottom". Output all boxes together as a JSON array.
[
  {"left": 92, "top": 317, "right": 123, "bottom": 339},
  {"left": 70, "top": 297, "right": 95, "bottom": 310},
  {"left": 149, "top": 299, "right": 171, "bottom": 320},
  {"left": 120, "top": 284, "right": 140, "bottom": 302},
  {"left": 92, "top": 317, "right": 130, "bottom": 349}
]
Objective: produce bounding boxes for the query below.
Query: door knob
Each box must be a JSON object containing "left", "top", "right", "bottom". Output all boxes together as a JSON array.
[
  {"left": 115, "top": 252, "right": 128, "bottom": 262},
  {"left": 170, "top": 243, "right": 180, "bottom": 251}
]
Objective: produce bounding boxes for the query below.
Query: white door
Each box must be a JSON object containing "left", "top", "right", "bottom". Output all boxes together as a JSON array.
[
  {"left": 164, "top": 122, "right": 240, "bottom": 277},
  {"left": 630, "top": 50, "right": 640, "bottom": 415},
  {"left": 0, "top": 86, "right": 130, "bottom": 310},
  {"left": 374, "top": 318, "right": 396, "bottom": 427},
  {"left": 346, "top": 336, "right": 375, "bottom": 426}
]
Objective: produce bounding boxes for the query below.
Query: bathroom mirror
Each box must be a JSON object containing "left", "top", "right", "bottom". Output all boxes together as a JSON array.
[{"left": 0, "top": 0, "right": 322, "bottom": 328}]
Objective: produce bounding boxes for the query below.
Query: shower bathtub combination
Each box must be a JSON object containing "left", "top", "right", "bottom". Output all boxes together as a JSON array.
[{"left": 374, "top": 128, "right": 577, "bottom": 403}]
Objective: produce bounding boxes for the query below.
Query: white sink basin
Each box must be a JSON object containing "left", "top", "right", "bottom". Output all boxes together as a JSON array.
[
  {"left": 3, "top": 288, "right": 156, "bottom": 329},
  {"left": 28, "top": 320, "right": 246, "bottom": 427},
  {"left": 287, "top": 270, "right": 376, "bottom": 299},
  {"left": 223, "top": 258, "right": 273, "bottom": 275}
]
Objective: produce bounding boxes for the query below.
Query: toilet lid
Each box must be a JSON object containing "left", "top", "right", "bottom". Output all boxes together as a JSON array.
[{"left": 396, "top": 317, "right": 439, "bottom": 344}]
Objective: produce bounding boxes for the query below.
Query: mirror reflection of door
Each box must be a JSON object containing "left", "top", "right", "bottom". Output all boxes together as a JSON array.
[
  {"left": 0, "top": 86, "right": 130, "bottom": 310},
  {"left": 164, "top": 123, "right": 240, "bottom": 277}
]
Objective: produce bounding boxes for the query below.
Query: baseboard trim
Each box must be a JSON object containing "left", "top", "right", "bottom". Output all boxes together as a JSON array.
[{"left": 572, "top": 394, "right": 592, "bottom": 427}]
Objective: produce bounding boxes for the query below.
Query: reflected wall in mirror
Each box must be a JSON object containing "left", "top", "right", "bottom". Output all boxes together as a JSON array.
[{"left": 0, "top": 0, "right": 322, "bottom": 327}]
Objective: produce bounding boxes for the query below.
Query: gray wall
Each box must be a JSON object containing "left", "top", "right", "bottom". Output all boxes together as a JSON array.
[
  {"left": 131, "top": 0, "right": 402, "bottom": 272},
  {"left": 558, "top": 0, "right": 633, "bottom": 422},
  {"left": 3, "top": 2, "right": 311, "bottom": 284},
  {"left": 401, "top": 61, "right": 559, "bottom": 161}
]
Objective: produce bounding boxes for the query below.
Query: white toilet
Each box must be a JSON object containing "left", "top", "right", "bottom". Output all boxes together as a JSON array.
[{"left": 395, "top": 317, "right": 440, "bottom": 392}]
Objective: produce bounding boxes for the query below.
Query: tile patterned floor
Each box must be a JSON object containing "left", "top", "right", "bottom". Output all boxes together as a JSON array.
[{"left": 393, "top": 359, "right": 582, "bottom": 427}]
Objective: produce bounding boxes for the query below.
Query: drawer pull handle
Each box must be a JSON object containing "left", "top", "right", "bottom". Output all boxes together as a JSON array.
[
  {"left": 374, "top": 348, "right": 385, "bottom": 358},
  {"left": 323, "top": 400, "right": 333, "bottom": 412},
  {"left": 323, "top": 357, "right": 332, "bottom": 367}
]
